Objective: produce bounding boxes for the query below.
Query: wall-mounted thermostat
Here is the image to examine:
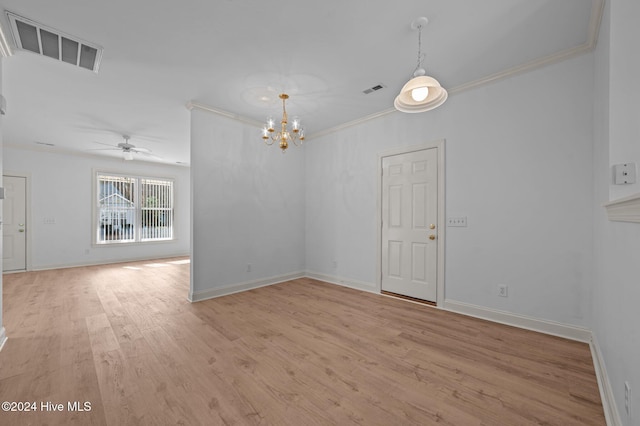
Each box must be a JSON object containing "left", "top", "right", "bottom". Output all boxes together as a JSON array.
[{"left": 613, "top": 163, "right": 637, "bottom": 185}]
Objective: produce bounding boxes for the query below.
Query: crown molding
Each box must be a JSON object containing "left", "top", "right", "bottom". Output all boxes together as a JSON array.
[
  {"left": 316, "top": 0, "right": 605, "bottom": 138},
  {"left": 310, "top": 108, "right": 397, "bottom": 140},
  {"left": 3, "top": 142, "right": 189, "bottom": 167},
  {"left": 186, "top": 101, "right": 263, "bottom": 127},
  {"left": 447, "top": 0, "right": 604, "bottom": 96},
  {"left": 186, "top": 0, "right": 605, "bottom": 140},
  {"left": 603, "top": 192, "right": 640, "bottom": 223}
]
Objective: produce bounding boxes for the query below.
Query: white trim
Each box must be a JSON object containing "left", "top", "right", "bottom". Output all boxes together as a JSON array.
[
  {"left": 24, "top": 252, "right": 190, "bottom": 272},
  {"left": 0, "top": 327, "right": 6, "bottom": 352},
  {"left": 443, "top": 299, "right": 592, "bottom": 342},
  {"left": 2, "top": 172, "right": 32, "bottom": 272},
  {"left": 591, "top": 333, "right": 623, "bottom": 426},
  {"left": 188, "top": 271, "right": 305, "bottom": 302},
  {"left": 184, "top": 1, "right": 605, "bottom": 142},
  {"left": 310, "top": 108, "right": 397, "bottom": 140},
  {"left": 4, "top": 142, "right": 189, "bottom": 167},
  {"left": 305, "top": 271, "right": 378, "bottom": 294},
  {"left": 186, "top": 101, "right": 263, "bottom": 127},
  {"left": 449, "top": 0, "right": 603, "bottom": 96},
  {"left": 376, "top": 140, "right": 446, "bottom": 307},
  {"left": 603, "top": 192, "right": 640, "bottom": 223}
]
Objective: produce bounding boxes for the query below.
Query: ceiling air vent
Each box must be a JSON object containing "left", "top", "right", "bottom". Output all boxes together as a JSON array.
[
  {"left": 363, "top": 84, "right": 386, "bottom": 95},
  {"left": 6, "top": 11, "right": 103, "bottom": 73}
]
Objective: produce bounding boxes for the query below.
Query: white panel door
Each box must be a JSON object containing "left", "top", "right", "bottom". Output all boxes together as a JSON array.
[
  {"left": 3, "top": 176, "right": 27, "bottom": 272},
  {"left": 381, "top": 149, "right": 438, "bottom": 302}
]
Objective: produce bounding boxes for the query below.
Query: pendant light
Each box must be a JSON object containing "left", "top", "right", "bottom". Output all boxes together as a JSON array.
[{"left": 394, "top": 17, "right": 448, "bottom": 113}]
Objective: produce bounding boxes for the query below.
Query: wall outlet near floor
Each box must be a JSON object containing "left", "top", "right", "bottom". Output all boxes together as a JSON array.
[
  {"left": 498, "top": 285, "right": 508, "bottom": 297},
  {"left": 625, "top": 381, "right": 631, "bottom": 417}
]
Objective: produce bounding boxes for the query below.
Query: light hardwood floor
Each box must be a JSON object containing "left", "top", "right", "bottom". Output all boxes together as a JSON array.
[{"left": 0, "top": 258, "right": 604, "bottom": 425}]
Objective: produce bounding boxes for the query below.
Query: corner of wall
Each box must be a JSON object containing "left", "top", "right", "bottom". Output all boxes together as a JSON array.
[{"left": 590, "top": 332, "right": 623, "bottom": 426}]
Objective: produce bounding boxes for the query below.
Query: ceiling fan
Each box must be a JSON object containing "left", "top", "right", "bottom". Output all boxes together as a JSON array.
[{"left": 92, "top": 135, "right": 154, "bottom": 160}]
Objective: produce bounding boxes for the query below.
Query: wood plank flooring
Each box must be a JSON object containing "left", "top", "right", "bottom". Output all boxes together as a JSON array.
[{"left": 0, "top": 258, "right": 605, "bottom": 425}]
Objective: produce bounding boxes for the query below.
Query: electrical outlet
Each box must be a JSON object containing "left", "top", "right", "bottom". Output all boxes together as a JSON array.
[
  {"left": 246, "top": 264, "right": 251, "bottom": 272},
  {"left": 498, "top": 285, "right": 508, "bottom": 297},
  {"left": 625, "top": 381, "right": 631, "bottom": 417}
]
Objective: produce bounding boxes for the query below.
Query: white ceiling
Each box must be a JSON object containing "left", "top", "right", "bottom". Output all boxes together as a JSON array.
[{"left": 0, "top": 0, "right": 602, "bottom": 166}]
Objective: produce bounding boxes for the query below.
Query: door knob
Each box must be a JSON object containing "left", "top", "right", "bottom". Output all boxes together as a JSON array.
[{"left": 429, "top": 234, "right": 436, "bottom": 240}]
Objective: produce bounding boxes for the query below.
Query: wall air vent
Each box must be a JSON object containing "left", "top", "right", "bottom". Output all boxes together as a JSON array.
[
  {"left": 6, "top": 11, "right": 103, "bottom": 73},
  {"left": 363, "top": 84, "right": 386, "bottom": 95}
]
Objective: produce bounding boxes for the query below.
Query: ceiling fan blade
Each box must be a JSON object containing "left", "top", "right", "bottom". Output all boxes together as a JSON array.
[
  {"left": 92, "top": 141, "right": 119, "bottom": 147},
  {"left": 131, "top": 147, "right": 152, "bottom": 153},
  {"left": 87, "top": 147, "right": 120, "bottom": 151}
]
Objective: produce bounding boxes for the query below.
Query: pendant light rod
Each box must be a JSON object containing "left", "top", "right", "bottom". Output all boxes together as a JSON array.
[{"left": 412, "top": 17, "right": 428, "bottom": 74}]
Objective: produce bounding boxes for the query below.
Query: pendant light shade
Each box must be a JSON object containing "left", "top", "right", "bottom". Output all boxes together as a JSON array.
[
  {"left": 394, "top": 72, "right": 448, "bottom": 113},
  {"left": 394, "top": 17, "right": 447, "bottom": 113}
]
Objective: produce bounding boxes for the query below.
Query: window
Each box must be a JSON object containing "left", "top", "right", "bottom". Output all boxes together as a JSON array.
[{"left": 96, "top": 173, "right": 174, "bottom": 244}]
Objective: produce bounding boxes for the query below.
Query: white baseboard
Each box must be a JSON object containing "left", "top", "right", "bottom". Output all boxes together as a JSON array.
[
  {"left": 28, "top": 252, "right": 190, "bottom": 272},
  {"left": 0, "top": 327, "right": 7, "bottom": 352},
  {"left": 189, "top": 271, "right": 305, "bottom": 302},
  {"left": 443, "top": 299, "right": 592, "bottom": 343},
  {"left": 590, "top": 333, "right": 622, "bottom": 426},
  {"left": 304, "top": 271, "right": 378, "bottom": 294}
]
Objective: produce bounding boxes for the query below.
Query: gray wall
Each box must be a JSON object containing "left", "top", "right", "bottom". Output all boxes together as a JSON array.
[
  {"left": 306, "top": 53, "right": 595, "bottom": 327},
  {"left": 3, "top": 146, "right": 190, "bottom": 270},
  {"left": 0, "top": 58, "right": 5, "bottom": 348},
  {"left": 190, "top": 110, "right": 306, "bottom": 299},
  {"left": 187, "top": 6, "right": 639, "bottom": 421},
  {"left": 592, "top": 1, "right": 640, "bottom": 424}
]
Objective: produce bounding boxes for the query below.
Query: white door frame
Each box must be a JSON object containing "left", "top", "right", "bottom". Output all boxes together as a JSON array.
[
  {"left": 3, "top": 172, "right": 32, "bottom": 272},
  {"left": 376, "top": 140, "right": 446, "bottom": 307}
]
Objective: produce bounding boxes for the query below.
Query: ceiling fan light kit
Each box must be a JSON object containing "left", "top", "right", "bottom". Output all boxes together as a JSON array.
[{"left": 395, "top": 17, "right": 448, "bottom": 113}]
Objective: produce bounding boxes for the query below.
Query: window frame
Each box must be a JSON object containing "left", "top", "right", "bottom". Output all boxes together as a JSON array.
[{"left": 93, "top": 170, "right": 175, "bottom": 246}]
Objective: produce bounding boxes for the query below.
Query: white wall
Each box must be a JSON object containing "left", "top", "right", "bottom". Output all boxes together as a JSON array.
[
  {"left": 592, "top": 1, "right": 640, "bottom": 424},
  {"left": 306, "top": 53, "right": 595, "bottom": 327},
  {"left": 190, "top": 109, "right": 305, "bottom": 300},
  {"left": 608, "top": 0, "right": 640, "bottom": 201},
  {"left": 0, "top": 58, "right": 5, "bottom": 349},
  {"left": 2, "top": 146, "right": 190, "bottom": 270}
]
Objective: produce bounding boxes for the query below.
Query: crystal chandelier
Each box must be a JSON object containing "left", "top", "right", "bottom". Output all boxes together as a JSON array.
[{"left": 261, "top": 93, "right": 305, "bottom": 152}]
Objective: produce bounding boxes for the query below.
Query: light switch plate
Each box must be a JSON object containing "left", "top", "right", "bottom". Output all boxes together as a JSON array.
[{"left": 447, "top": 216, "right": 467, "bottom": 227}]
